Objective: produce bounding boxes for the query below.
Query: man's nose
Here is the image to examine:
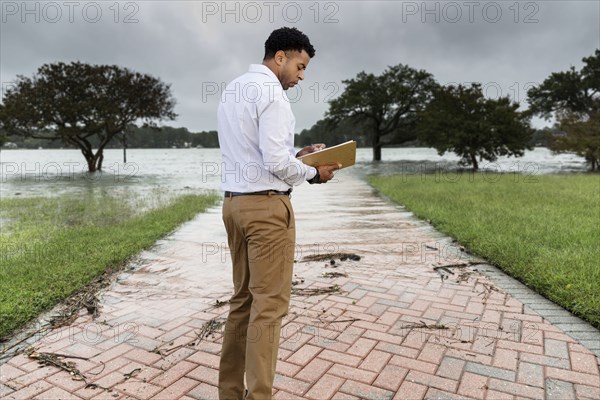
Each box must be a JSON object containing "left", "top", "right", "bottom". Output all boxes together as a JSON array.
[{"left": 298, "top": 70, "right": 305, "bottom": 80}]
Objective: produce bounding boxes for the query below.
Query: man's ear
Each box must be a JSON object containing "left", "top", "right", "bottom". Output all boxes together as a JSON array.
[{"left": 274, "top": 50, "right": 287, "bottom": 66}]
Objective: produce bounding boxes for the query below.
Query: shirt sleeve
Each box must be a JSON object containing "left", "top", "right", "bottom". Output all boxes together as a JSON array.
[{"left": 257, "top": 94, "right": 317, "bottom": 186}]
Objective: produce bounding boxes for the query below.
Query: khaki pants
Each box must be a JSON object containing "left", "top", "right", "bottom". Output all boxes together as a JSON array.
[{"left": 219, "top": 194, "right": 295, "bottom": 400}]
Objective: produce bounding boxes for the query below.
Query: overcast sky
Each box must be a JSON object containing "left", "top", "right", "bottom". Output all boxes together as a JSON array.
[{"left": 1, "top": 0, "right": 599, "bottom": 132}]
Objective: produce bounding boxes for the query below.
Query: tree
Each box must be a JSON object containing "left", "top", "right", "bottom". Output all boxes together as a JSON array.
[
  {"left": 0, "top": 62, "right": 176, "bottom": 171},
  {"left": 326, "top": 64, "right": 438, "bottom": 161},
  {"left": 417, "top": 84, "right": 533, "bottom": 171},
  {"left": 550, "top": 112, "right": 600, "bottom": 171},
  {"left": 527, "top": 49, "right": 599, "bottom": 170}
]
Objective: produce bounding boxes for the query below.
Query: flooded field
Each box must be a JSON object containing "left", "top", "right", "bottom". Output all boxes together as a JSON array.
[{"left": 0, "top": 147, "right": 588, "bottom": 199}]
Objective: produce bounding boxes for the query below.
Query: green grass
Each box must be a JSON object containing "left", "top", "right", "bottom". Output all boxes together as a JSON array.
[
  {"left": 0, "top": 190, "right": 220, "bottom": 340},
  {"left": 369, "top": 172, "right": 600, "bottom": 328}
]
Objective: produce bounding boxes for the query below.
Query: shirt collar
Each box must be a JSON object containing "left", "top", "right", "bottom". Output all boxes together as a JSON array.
[{"left": 248, "top": 64, "right": 279, "bottom": 83}]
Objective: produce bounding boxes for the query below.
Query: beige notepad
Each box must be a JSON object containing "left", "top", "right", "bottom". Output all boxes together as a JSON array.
[{"left": 298, "top": 140, "right": 356, "bottom": 169}]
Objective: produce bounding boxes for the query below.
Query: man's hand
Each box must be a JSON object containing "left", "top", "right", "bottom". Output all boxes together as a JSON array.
[
  {"left": 316, "top": 163, "right": 341, "bottom": 183},
  {"left": 296, "top": 143, "right": 326, "bottom": 157}
]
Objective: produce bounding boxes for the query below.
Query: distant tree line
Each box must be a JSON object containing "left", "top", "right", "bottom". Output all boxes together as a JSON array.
[
  {"left": 2, "top": 121, "right": 552, "bottom": 151},
  {"left": 0, "top": 125, "right": 219, "bottom": 150},
  {"left": 101, "top": 125, "right": 220, "bottom": 149},
  {"left": 294, "top": 117, "right": 552, "bottom": 149}
]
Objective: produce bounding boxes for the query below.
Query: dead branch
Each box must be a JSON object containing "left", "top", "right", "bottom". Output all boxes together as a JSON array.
[{"left": 291, "top": 285, "right": 343, "bottom": 297}]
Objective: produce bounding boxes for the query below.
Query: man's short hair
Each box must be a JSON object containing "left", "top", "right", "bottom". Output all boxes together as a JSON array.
[{"left": 264, "top": 27, "right": 316, "bottom": 60}]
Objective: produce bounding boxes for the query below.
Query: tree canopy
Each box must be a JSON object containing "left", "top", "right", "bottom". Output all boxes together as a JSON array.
[
  {"left": 326, "top": 64, "right": 438, "bottom": 161},
  {"left": 0, "top": 62, "right": 176, "bottom": 171},
  {"left": 527, "top": 49, "right": 599, "bottom": 170},
  {"left": 550, "top": 112, "right": 600, "bottom": 171},
  {"left": 417, "top": 84, "right": 533, "bottom": 170}
]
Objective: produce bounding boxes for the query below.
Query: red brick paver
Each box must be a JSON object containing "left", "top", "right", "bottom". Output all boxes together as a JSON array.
[{"left": 1, "top": 173, "right": 599, "bottom": 399}]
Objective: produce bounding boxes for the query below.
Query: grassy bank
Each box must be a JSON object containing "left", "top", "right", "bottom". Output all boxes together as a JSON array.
[
  {"left": 0, "top": 191, "right": 220, "bottom": 340},
  {"left": 369, "top": 173, "right": 600, "bottom": 328}
]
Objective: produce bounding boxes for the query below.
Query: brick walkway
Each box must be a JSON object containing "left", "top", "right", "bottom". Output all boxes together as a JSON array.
[{"left": 1, "top": 171, "right": 599, "bottom": 399}]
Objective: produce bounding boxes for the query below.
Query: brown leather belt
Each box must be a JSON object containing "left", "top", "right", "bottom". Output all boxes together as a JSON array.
[{"left": 224, "top": 189, "right": 292, "bottom": 198}]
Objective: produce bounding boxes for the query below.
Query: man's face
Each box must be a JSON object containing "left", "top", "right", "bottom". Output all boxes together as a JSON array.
[{"left": 277, "top": 50, "right": 311, "bottom": 90}]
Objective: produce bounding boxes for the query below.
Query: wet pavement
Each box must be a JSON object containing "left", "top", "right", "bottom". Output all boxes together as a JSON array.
[{"left": 1, "top": 169, "right": 600, "bottom": 399}]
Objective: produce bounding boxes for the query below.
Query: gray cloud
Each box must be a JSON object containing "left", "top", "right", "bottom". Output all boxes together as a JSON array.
[{"left": 1, "top": 0, "right": 598, "bottom": 132}]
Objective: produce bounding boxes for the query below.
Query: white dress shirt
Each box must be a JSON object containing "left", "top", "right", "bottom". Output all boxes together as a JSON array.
[{"left": 217, "top": 64, "right": 317, "bottom": 192}]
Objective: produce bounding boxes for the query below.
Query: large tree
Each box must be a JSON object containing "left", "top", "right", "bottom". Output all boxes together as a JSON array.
[
  {"left": 417, "top": 84, "right": 533, "bottom": 171},
  {"left": 527, "top": 49, "right": 599, "bottom": 170},
  {"left": 326, "top": 64, "right": 438, "bottom": 161},
  {"left": 0, "top": 62, "right": 176, "bottom": 171}
]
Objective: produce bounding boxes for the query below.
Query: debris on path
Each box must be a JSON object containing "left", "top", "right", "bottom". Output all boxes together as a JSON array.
[
  {"left": 321, "top": 271, "right": 348, "bottom": 278},
  {"left": 301, "top": 253, "right": 361, "bottom": 262},
  {"left": 291, "top": 285, "right": 343, "bottom": 297}
]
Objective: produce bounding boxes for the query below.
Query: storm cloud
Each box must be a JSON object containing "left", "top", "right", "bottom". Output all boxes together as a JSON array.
[{"left": 1, "top": 0, "right": 598, "bottom": 131}]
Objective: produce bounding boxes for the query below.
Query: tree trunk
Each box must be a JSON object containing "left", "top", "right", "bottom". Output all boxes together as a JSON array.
[
  {"left": 71, "top": 133, "right": 113, "bottom": 172},
  {"left": 372, "top": 130, "right": 382, "bottom": 161},
  {"left": 86, "top": 156, "right": 97, "bottom": 172},
  {"left": 97, "top": 152, "right": 104, "bottom": 170},
  {"left": 84, "top": 152, "right": 104, "bottom": 172},
  {"left": 373, "top": 145, "right": 382, "bottom": 161},
  {"left": 470, "top": 153, "right": 479, "bottom": 171}
]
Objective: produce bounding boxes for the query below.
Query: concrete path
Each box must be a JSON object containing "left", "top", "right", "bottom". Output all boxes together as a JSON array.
[{"left": 1, "top": 170, "right": 599, "bottom": 399}]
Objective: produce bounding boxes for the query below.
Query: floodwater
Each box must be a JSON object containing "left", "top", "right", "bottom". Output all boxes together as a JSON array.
[{"left": 0, "top": 147, "right": 589, "bottom": 199}]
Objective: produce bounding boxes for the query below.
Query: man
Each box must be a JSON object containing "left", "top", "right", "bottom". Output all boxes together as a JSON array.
[{"left": 216, "top": 27, "right": 339, "bottom": 400}]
